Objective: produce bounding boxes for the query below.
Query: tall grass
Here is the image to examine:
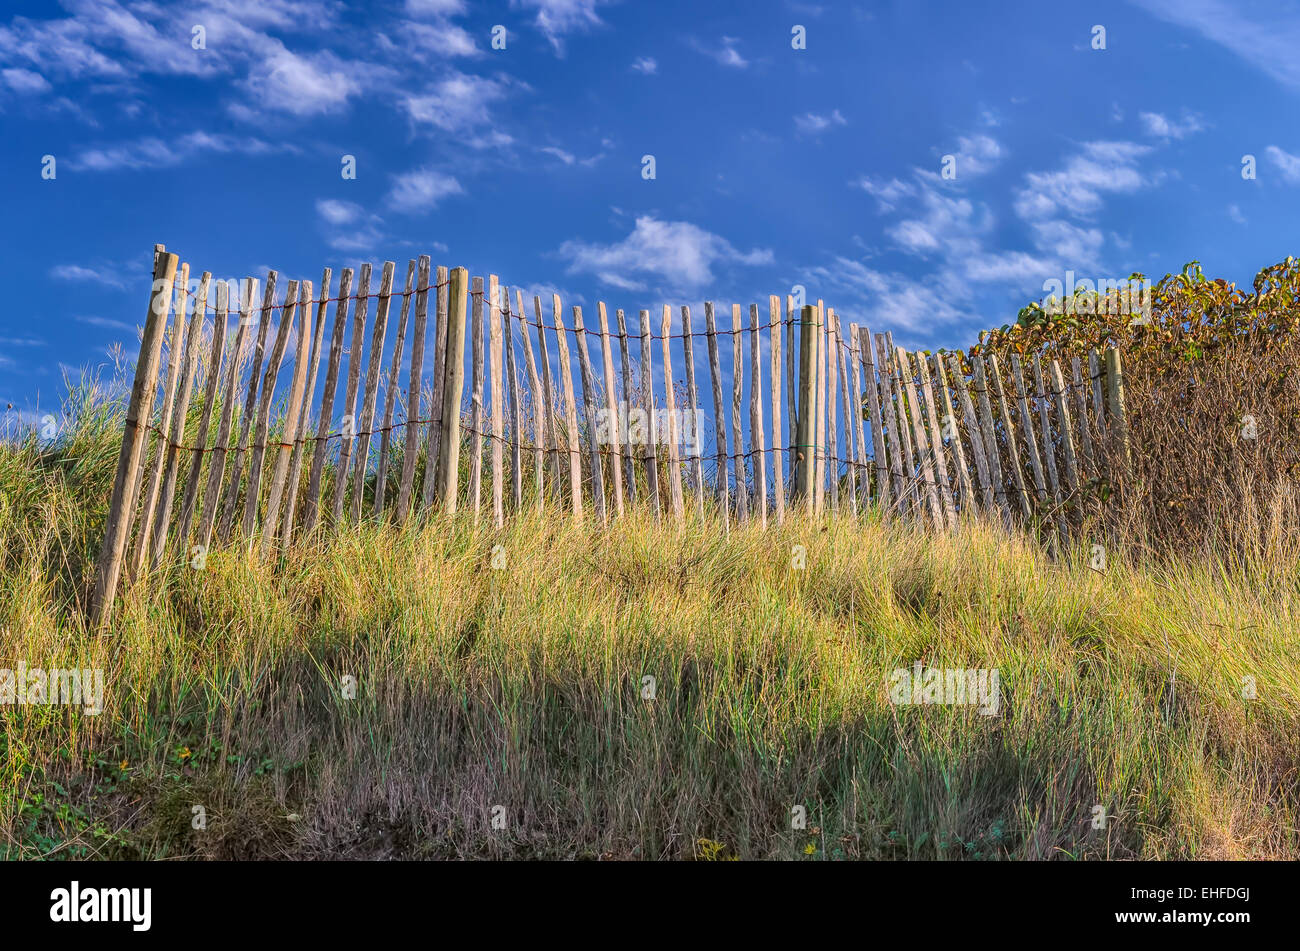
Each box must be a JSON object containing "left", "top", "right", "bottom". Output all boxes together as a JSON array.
[{"left": 1, "top": 381, "right": 1297, "bottom": 859}]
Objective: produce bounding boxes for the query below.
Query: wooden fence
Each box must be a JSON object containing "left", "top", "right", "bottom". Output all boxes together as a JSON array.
[{"left": 89, "top": 244, "right": 1133, "bottom": 624}]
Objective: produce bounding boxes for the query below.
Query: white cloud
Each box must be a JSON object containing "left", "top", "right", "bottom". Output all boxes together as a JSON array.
[
  {"left": 402, "top": 71, "right": 511, "bottom": 135},
  {"left": 514, "top": 0, "right": 606, "bottom": 54},
  {"left": 385, "top": 167, "right": 464, "bottom": 211},
  {"left": 854, "top": 176, "right": 916, "bottom": 213},
  {"left": 1138, "top": 111, "right": 1205, "bottom": 139},
  {"left": 1228, "top": 203, "right": 1247, "bottom": 224},
  {"left": 952, "top": 134, "right": 1003, "bottom": 176},
  {"left": 1265, "top": 145, "right": 1300, "bottom": 183},
  {"left": 559, "top": 216, "right": 773, "bottom": 293},
  {"left": 315, "top": 198, "right": 363, "bottom": 225},
  {"left": 1013, "top": 141, "right": 1152, "bottom": 220},
  {"left": 631, "top": 56, "right": 657, "bottom": 74},
  {"left": 794, "top": 109, "right": 846, "bottom": 135},
  {"left": 50, "top": 264, "right": 127, "bottom": 289},
  {"left": 2, "top": 67, "right": 49, "bottom": 93},
  {"left": 540, "top": 146, "right": 576, "bottom": 165},
  {"left": 74, "top": 131, "right": 292, "bottom": 171},
  {"left": 691, "top": 36, "right": 748, "bottom": 68},
  {"left": 405, "top": 0, "right": 465, "bottom": 15},
  {"left": 1131, "top": 0, "right": 1300, "bottom": 93},
  {"left": 237, "top": 48, "right": 367, "bottom": 116}
]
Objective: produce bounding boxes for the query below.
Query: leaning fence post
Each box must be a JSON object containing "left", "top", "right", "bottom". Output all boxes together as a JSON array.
[
  {"left": 91, "top": 249, "right": 178, "bottom": 627},
  {"left": 795, "top": 305, "right": 817, "bottom": 513},
  {"left": 1104, "top": 346, "right": 1132, "bottom": 475},
  {"left": 436, "top": 267, "right": 469, "bottom": 512}
]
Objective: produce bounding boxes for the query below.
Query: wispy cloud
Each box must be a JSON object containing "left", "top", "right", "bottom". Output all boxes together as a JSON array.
[
  {"left": 50, "top": 264, "right": 127, "bottom": 289},
  {"left": 631, "top": 56, "right": 657, "bottom": 74},
  {"left": 559, "top": 216, "right": 773, "bottom": 293},
  {"left": 385, "top": 167, "right": 464, "bottom": 211},
  {"left": 1266, "top": 145, "right": 1300, "bottom": 183},
  {"left": 690, "top": 36, "right": 748, "bottom": 69},
  {"left": 1139, "top": 110, "right": 1205, "bottom": 139},
  {"left": 514, "top": 0, "right": 608, "bottom": 55},
  {"left": 794, "top": 109, "right": 846, "bottom": 136},
  {"left": 75, "top": 131, "right": 293, "bottom": 171}
]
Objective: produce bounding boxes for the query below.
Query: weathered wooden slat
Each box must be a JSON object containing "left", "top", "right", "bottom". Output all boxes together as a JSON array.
[
  {"left": 1104, "top": 347, "right": 1131, "bottom": 473},
  {"left": 932, "top": 352, "right": 975, "bottom": 515},
  {"left": 435, "top": 268, "right": 469, "bottom": 512},
  {"left": 1071, "top": 355, "right": 1095, "bottom": 480},
  {"left": 948, "top": 354, "right": 995, "bottom": 516},
  {"left": 331, "top": 264, "right": 370, "bottom": 527},
  {"left": 468, "top": 277, "right": 485, "bottom": 523},
  {"left": 882, "top": 334, "right": 918, "bottom": 516},
  {"left": 615, "top": 308, "right": 639, "bottom": 506},
  {"left": 505, "top": 289, "right": 523, "bottom": 513},
  {"left": 426, "top": 266, "right": 450, "bottom": 504},
  {"left": 91, "top": 250, "right": 178, "bottom": 626},
  {"left": 535, "top": 296, "right": 562, "bottom": 500},
  {"left": 858, "top": 326, "right": 890, "bottom": 513},
  {"left": 197, "top": 279, "right": 252, "bottom": 551},
  {"left": 375, "top": 261, "right": 414, "bottom": 517},
  {"left": 769, "top": 296, "right": 785, "bottom": 524},
  {"left": 176, "top": 276, "right": 226, "bottom": 548},
  {"left": 518, "top": 289, "right": 545, "bottom": 513},
  {"left": 597, "top": 302, "right": 625, "bottom": 517},
  {"left": 552, "top": 294, "right": 583, "bottom": 517},
  {"left": 349, "top": 261, "right": 394, "bottom": 524},
  {"left": 987, "top": 354, "right": 1033, "bottom": 520},
  {"left": 794, "top": 305, "right": 817, "bottom": 514},
  {"left": 834, "top": 313, "right": 856, "bottom": 515},
  {"left": 131, "top": 261, "right": 191, "bottom": 574},
  {"left": 395, "top": 259, "right": 429, "bottom": 524},
  {"left": 1009, "top": 352, "right": 1048, "bottom": 505},
  {"left": 846, "top": 321, "right": 867, "bottom": 514},
  {"left": 243, "top": 278, "right": 300, "bottom": 539},
  {"left": 814, "top": 300, "right": 827, "bottom": 515},
  {"left": 897, "top": 348, "right": 945, "bottom": 529},
  {"left": 826, "top": 309, "right": 840, "bottom": 514},
  {"left": 873, "top": 332, "right": 906, "bottom": 513},
  {"left": 681, "top": 305, "right": 705, "bottom": 518},
  {"left": 488, "top": 276, "right": 504, "bottom": 527},
  {"left": 1032, "top": 354, "right": 1062, "bottom": 505},
  {"left": 971, "top": 356, "right": 1009, "bottom": 521},
  {"left": 729, "top": 304, "right": 747, "bottom": 523},
  {"left": 704, "top": 302, "right": 729, "bottom": 526},
  {"left": 1088, "top": 348, "right": 1106, "bottom": 431},
  {"left": 573, "top": 305, "right": 607, "bottom": 523},
  {"left": 1050, "top": 358, "right": 1082, "bottom": 495},
  {"left": 262, "top": 280, "right": 314, "bottom": 550},
  {"left": 748, "top": 302, "right": 767, "bottom": 527},
  {"left": 662, "top": 304, "right": 685, "bottom": 522},
  {"left": 639, "top": 309, "right": 662, "bottom": 520},
  {"left": 785, "top": 295, "right": 797, "bottom": 500},
  {"left": 303, "top": 268, "right": 349, "bottom": 537},
  {"left": 219, "top": 270, "right": 276, "bottom": 543},
  {"left": 281, "top": 269, "right": 331, "bottom": 542},
  {"left": 916, "top": 350, "right": 956, "bottom": 529}
]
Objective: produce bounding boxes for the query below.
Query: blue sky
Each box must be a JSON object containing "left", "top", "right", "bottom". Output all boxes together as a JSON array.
[{"left": 4, "top": 0, "right": 1300, "bottom": 416}]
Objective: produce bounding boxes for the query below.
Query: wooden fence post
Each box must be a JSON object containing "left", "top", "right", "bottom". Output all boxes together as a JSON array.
[
  {"left": 574, "top": 305, "right": 607, "bottom": 523},
  {"left": 795, "top": 305, "right": 817, "bottom": 514},
  {"left": 219, "top": 272, "right": 275, "bottom": 543},
  {"left": 375, "top": 261, "right": 414, "bottom": 517},
  {"left": 1105, "top": 347, "right": 1131, "bottom": 473},
  {"left": 682, "top": 305, "right": 705, "bottom": 518},
  {"left": 704, "top": 302, "right": 729, "bottom": 526},
  {"left": 597, "top": 302, "right": 625, "bottom": 518},
  {"left": 331, "top": 265, "right": 369, "bottom": 527},
  {"left": 176, "top": 278, "right": 228, "bottom": 548},
  {"left": 427, "top": 266, "right": 450, "bottom": 503},
  {"left": 519, "top": 289, "right": 545, "bottom": 514},
  {"left": 916, "top": 350, "right": 956, "bottom": 529},
  {"left": 281, "top": 271, "right": 331, "bottom": 542},
  {"left": 243, "top": 279, "right": 300, "bottom": 539},
  {"left": 535, "top": 296, "right": 562, "bottom": 500},
  {"left": 897, "top": 348, "right": 945, "bottom": 529},
  {"left": 505, "top": 290, "right": 524, "bottom": 513},
  {"left": 748, "top": 303, "right": 767, "bottom": 527},
  {"left": 932, "top": 352, "right": 975, "bottom": 516},
  {"left": 350, "top": 262, "right": 394, "bottom": 523},
  {"left": 826, "top": 310, "right": 840, "bottom": 514},
  {"left": 488, "top": 276, "right": 504, "bottom": 527},
  {"left": 197, "top": 279, "right": 248, "bottom": 551},
  {"left": 638, "top": 309, "right": 661, "bottom": 520},
  {"left": 262, "top": 280, "right": 314, "bottom": 550},
  {"left": 987, "top": 354, "right": 1033, "bottom": 520},
  {"left": 729, "top": 304, "right": 747, "bottom": 523},
  {"left": 303, "top": 268, "right": 349, "bottom": 537},
  {"left": 947, "top": 354, "right": 994, "bottom": 516},
  {"left": 468, "top": 277, "right": 485, "bottom": 521},
  {"left": 662, "top": 304, "right": 685, "bottom": 522},
  {"left": 859, "top": 326, "right": 890, "bottom": 514},
  {"left": 130, "top": 261, "right": 190, "bottom": 575},
  {"left": 436, "top": 267, "right": 469, "bottom": 511},
  {"left": 395, "top": 259, "right": 429, "bottom": 524},
  {"left": 552, "top": 294, "right": 583, "bottom": 518},
  {"left": 1009, "top": 353, "right": 1048, "bottom": 506},
  {"left": 90, "top": 249, "right": 178, "bottom": 626},
  {"left": 770, "top": 297, "right": 785, "bottom": 524}
]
